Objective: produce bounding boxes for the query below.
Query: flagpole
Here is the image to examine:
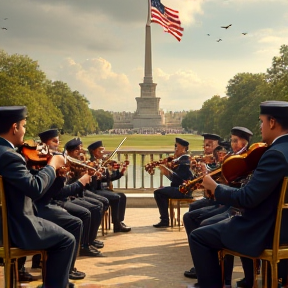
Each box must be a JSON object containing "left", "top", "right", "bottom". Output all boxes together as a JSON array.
[{"left": 147, "top": 0, "right": 151, "bottom": 26}]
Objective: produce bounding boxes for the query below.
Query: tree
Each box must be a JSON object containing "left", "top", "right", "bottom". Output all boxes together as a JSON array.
[
  {"left": 0, "top": 50, "right": 63, "bottom": 136},
  {"left": 266, "top": 44, "right": 288, "bottom": 102},
  {"left": 46, "top": 81, "right": 97, "bottom": 135},
  {"left": 196, "top": 95, "right": 227, "bottom": 136},
  {"left": 91, "top": 109, "right": 114, "bottom": 132},
  {"left": 218, "top": 73, "right": 266, "bottom": 138},
  {"left": 182, "top": 110, "right": 199, "bottom": 132}
]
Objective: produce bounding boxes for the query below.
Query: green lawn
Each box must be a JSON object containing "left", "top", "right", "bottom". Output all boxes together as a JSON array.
[{"left": 56, "top": 134, "right": 203, "bottom": 151}]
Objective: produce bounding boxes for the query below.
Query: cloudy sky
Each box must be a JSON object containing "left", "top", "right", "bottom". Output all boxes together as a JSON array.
[{"left": 1, "top": 0, "right": 287, "bottom": 112}]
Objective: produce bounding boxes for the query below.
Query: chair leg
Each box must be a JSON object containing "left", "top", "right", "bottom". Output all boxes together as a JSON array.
[
  {"left": 261, "top": 260, "right": 268, "bottom": 288},
  {"left": 104, "top": 212, "right": 107, "bottom": 234},
  {"left": 14, "top": 259, "right": 19, "bottom": 284},
  {"left": 169, "top": 200, "right": 174, "bottom": 228},
  {"left": 4, "top": 259, "right": 12, "bottom": 288},
  {"left": 101, "top": 214, "right": 105, "bottom": 236},
  {"left": 252, "top": 259, "right": 258, "bottom": 288},
  {"left": 177, "top": 201, "right": 181, "bottom": 228},
  {"left": 41, "top": 251, "right": 47, "bottom": 282},
  {"left": 108, "top": 206, "right": 111, "bottom": 230},
  {"left": 270, "top": 262, "right": 278, "bottom": 288},
  {"left": 219, "top": 250, "right": 225, "bottom": 287}
]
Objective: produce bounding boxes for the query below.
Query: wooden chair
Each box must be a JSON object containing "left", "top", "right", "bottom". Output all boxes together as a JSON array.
[
  {"left": 0, "top": 175, "right": 46, "bottom": 288},
  {"left": 101, "top": 206, "right": 111, "bottom": 236},
  {"left": 169, "top": 198, "right": 195, "bottom": 228},
  {"left": 219, "top": 177, "right": 288, "bottom": 288}
]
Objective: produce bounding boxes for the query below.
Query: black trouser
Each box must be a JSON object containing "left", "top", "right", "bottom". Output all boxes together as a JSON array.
[
  {"left": 32, "top": 204, "right": 82, "bottom": 273},
  {"left": 183, "top": 205, "right": 228, "bottom": 237},
  {"left": 154, "top": 186, "right": 191, "bottom": 222},
  {"left": 189, "top": 221, "right": 225, "bottom": 288},
  {"left": 44, "top": 228, "right": 75, "bottom": 288},
  {"left": 94, "top": 189, "right": 126, "bottom": 224},
  {"left": 188, "top": 198, "right": 216, "bottom": 212},
  {"left": 84, "top": 190, "right": 109, "bottom": 212},
  {"left": 58, "top": 200, "right": 91, "bottom": 246},
  {"left": 70, "top": 197, "right": 103, "bottom": 244},
  {"left": 26, "top": 220, "right": 75, "bottom": 288}
]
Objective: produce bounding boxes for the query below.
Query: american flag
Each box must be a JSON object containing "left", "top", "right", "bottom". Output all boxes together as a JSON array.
[{"left": 150, "top": 0, "right": 184, "bottom": 42}]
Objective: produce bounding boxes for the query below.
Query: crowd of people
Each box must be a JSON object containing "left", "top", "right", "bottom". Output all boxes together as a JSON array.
[{"left": 0, "top": 100, "right": 288, "bottom": 288}]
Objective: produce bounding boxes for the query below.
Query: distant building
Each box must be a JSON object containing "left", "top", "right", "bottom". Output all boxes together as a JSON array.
[{"left": 112, "top": 110, "right": 187, "bottom": 134}]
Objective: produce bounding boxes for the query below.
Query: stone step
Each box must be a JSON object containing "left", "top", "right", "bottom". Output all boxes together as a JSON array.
[
  {"left": 116, "top": 188, "right": 156, "bottom": 208},
  {"left": 116, "top": 188, "right": 204, "bottom": 208},
  {"left": 126, "top": 193, "right": 156, "bottom": 208}
]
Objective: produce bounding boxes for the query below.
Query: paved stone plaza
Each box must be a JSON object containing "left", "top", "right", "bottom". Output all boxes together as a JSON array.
[{"left": 0, "top": 208, "right": 245, "bottom": 288}]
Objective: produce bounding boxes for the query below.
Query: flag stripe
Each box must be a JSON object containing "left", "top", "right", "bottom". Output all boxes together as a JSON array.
[
  {"left": 151, "top": 9, "right": 183, "bottom": 35},
  {"left": 150, "top": 0, "right": 184, "bottom": 42},
  {"left": 152, "top": 16, "right": 184, "bottom": 34}
]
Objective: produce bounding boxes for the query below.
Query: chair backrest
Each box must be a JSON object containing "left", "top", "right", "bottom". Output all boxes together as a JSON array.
[
  {"left": 271, "top": 177, "right": 288, "bottom": 255},
  {"left": 0, "top": 175, "right": 12, "bottom": 259}
]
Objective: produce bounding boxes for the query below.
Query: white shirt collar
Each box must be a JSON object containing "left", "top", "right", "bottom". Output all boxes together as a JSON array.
[
  {"left": 271, "top": 133, "right": 288, "bottom": 144},
  {"left": 0, "top": 136, "right": 15, "bottom": 149}
]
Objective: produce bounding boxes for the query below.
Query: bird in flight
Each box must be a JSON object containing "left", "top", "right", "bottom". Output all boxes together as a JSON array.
[
  {"left": 216, "top": 38, "right": 222, "bottom": 42},
  {"left": 221, "top": 24, "right": 232, "bottom": 29},
  {"left": 242, "top": 32, "right": 248, "bottom": 35},
  {"left": 1, "top": 27, "right": 7, "bottom": 30},
  {"left": 207, "top": 34, "right": 210, "bottom": 36}
]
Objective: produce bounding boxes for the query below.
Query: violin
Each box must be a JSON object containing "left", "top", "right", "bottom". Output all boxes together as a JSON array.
[
  {"left": 20, "top": 142, "right": 53, "bottom": 166},
  {"left": 179, "top": 166, "right": 223, "bottom": 195},
  {"left": 20, "top": 142, "right": 69, "bottom": 177},
  {"left": 144, "top": 156, "right": 174, "bottom": 175},
  {"left": 179, "top": 142, "right": 268, "bottom": 195},
  {"left": 221, "top": 142, "right": 268, "bottom": 184},
  {"left": 189, "top": 153, "right": 217, "bottom": 178}
]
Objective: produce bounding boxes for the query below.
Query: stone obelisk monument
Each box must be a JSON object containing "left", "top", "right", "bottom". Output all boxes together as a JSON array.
[{"left": 132, "top": 0, "right": 164, "bottom": 129}]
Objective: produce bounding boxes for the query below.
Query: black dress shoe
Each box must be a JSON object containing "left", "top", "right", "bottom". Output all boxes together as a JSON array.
[
  {"left": 153, "top": 221, "right": 169, "bottom": 228},
  {"left": 31, "top": 263, "right": 42, "bottom": 269},
  {"left": 236, "top": 278, "right": 253, "bottom": 288},
  {"left": 92, "top": 239, "right": 104, "bottom": 248},
  {"left": 79, "top": 246, "right": 104, "bottom": 257},
  {"left": 18, "top": 269, "right": 34, "bottom": 282},
  {"left": 184, "top": 267, "right": 197, "bottom": 279},
  {"left": 69, "top": 267, "right": 86, "bottom": 280},
  {"left": 114, "top": 222, "right": 131, "bottom": 233}
]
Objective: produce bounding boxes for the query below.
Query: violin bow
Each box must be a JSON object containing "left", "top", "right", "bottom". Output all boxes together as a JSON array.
[{"left": 102, "top": 137, "right": 127, "bottom": 166}]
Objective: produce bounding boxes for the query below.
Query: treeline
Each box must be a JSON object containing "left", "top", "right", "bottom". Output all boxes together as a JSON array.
[
  {"left": 182, "top": 44, "right": 288, "bottom": 142},
  {"left": 0, "top": 50, "right": 113, "bottom": 137}
]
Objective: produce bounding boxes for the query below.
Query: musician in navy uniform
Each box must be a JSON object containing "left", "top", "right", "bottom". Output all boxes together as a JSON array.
[
  {"left": 87, "top": 140, "right": 131, "bottom": 233},
  {"left": 57, "top": 138, "right": 109, "bottom": 256},
  {"left": 187, "top": 133, "right": 222, "bottom": 212},
  {"left": 153, "top": 137, "right": 194, "bottom": 228},
  {"left": 190, "top": 101, "right": 288, "bottom": 288},
  {"left": 0, "top": 106, "right": 75, "bottom": 288},
  {"left": 30, "top": 129, "right": 86, "bottom": 280},
  {"left": 183, "top": 127, "right": 253, "bottom": 284}
]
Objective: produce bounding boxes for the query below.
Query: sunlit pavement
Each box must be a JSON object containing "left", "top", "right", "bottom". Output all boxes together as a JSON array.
[{"left": 0, "top": 208, "right": 245, "bottom": 288}]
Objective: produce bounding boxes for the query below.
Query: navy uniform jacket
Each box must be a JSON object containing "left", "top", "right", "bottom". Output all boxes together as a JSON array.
[
  {"left": 214, "top": 135, "right": 288, "bottom": 257},
  {"left": 90, "top": 169, "right": 123, "bottom": 191},
  {"left": 0, "top": 137, "right": 66, "bottom": 250},
  {"left": 167, "top": 155, "right": 193, "bottom": 187}
]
